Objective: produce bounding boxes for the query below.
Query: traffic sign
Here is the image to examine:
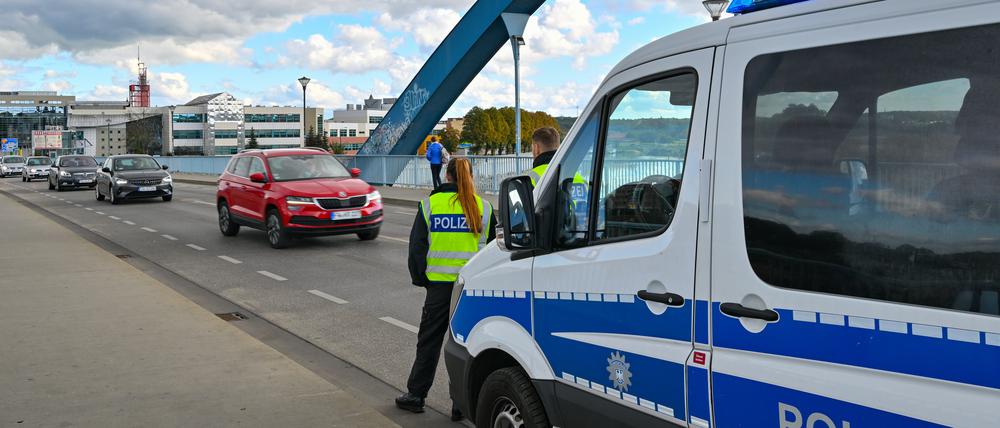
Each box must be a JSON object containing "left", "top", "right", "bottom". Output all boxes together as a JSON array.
[{"left": 1, "top": 138, "right": 18, "bottom": 152}]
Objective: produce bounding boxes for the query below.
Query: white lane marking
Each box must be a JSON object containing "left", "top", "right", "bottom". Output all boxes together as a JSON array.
[
  {"left": 218, "top": 255, "right": 242, "bottom": 264},
  {"left": 257, "top": 270, "right": 287, "bottom": 281},
  {"left": 96, "top": 211, "right": 106, "bottom": 215},
  {"left": 185, "top": 199, "right": 215, "bottom": 206},
  {"left": 186, "top": 244, "right": 206, "bottom": 251},
  {"left": 141, "top": 227, "right": 157, "bottom": 233},
  {"left": 394, "top": 210, "right": 417, "bottom": 215},
  {"left": 161, "top": 234, "right": 178, "bottom": 241},
  {"left": 65, "top": 200, "right": 73, "bottom": 204},
  {"left": 381, "top": 235, "right": 409, "bottom": 244},
  {"left": 108, "top": 216, "right": 121, "bottom": 220},
  {"left": 123, "top": 220, "right": 136, "bottom": 225},
  {"left": 379, "top": 316, "right": 419, "bottom": 334},
  {"left": 74, "top": 204, "right": 83, "bottom": 207},
  {"left": 85, "top": 207, "right": 94, "bottom": 211},
  {"left": 308, "top": 289, "right": 349, "bottom": 305}
]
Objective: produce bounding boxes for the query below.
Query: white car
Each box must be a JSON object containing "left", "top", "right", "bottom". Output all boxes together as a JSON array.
[
  {"left": 0, "top": 155, "right": 25, "bottom": 178},
  {"left": 21, "top": 156, "right": 52, "bottom": 182},
  {"left": 446, "top": 1, "right": 1000, "bottom": 427}
]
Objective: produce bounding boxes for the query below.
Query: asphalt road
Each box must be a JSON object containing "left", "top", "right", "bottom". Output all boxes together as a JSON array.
[{"left": 0, "top": 178, "right": 457, "bottom": 416}]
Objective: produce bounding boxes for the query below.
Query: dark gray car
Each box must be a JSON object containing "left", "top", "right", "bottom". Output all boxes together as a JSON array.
[
  {"left": 95, "top": 155, "right": 173, "bottom": 204},
  {"left": 48, "top": 155, "right": 99, "bottom": 191}
]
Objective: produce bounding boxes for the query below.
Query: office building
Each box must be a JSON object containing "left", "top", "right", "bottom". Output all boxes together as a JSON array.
[
  {"left": 0, "top": 91, "right": 75, "bottom": 153},
  {"left": 68, "top": 101, "right": 163, "bottom": 156}
]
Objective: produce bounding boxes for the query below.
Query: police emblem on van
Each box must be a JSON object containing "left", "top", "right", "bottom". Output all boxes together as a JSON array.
[{"left": 607, "top": 351, "right": 632, "bottom": 392}]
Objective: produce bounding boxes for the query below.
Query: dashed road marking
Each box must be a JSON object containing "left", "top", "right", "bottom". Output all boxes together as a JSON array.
[
  {"left": 96, "top": 211, "right": 106, "bottom": 215},
  {"left": 185, "top": 199, "right": 215, "bottom": 206},
  {"left": 381, "top": 235, "right": 409, "bottom": 244},
  {"left": 379, "top": 316, "right": 419, "bottom": 334},
  {"left": 108, "top": 216, "right": 121, "bottom": 220},
  {"left": 141, "top": 227, "right": 157, "bottom": 233},
  {"left": 394, "top": 210, "right": 418, "bottom": 215},
  {"left": 123, "top": 220, "right": 136, "bottom": 225},
  {"left": 161, "top": 234, "right": 178, "bottom": 241},
  {"left": 74, "top": 204, "right": 83, "bottom": 207},
  {"left": 257, "top": 270, "right": 287, "bottom": 281},
  {"left": 85, "top": 207, "right": 94, "bottom": 211},
  {"left": 218, "top": 255, "right": 242, "bottom": 264},
  {"left": 308, "top": 289, "right": 349, "bottom": 304},
  {"left": 186, "top": 244, "right": 206, "bottom": 251}
]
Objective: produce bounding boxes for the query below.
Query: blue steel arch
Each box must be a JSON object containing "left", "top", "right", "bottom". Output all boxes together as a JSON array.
[{"left": 356, "top": 0, "right": 545, "bottom": 182}]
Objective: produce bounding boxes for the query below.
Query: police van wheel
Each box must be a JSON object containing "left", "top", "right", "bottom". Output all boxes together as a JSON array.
[
  {"left": 357, "top": 228, "right": 379, "bottom": 241},
  {"left": 475, "top": 367, "right": 550, "bottom": 428}
]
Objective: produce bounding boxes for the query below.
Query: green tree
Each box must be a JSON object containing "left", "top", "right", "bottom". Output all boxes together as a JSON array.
[
  {"left": 438, "top": 127, "right": 461, "bottom": 153},
  {"left": 246, "top": 128, "right": 259, "bottom": 149},
  {"left": 304, "top": 127, "right": 327, "bottom": 150},
  {"left": 330, "top": 141, "right": 345, "bottom": 154}
]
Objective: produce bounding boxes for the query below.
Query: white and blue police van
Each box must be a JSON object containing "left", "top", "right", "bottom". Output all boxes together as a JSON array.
[{"left": 445, "top": 0, "right": 1000, "bottom": 426}]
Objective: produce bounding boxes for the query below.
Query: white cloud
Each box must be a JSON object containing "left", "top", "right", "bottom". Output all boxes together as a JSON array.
[
  {"left": 523, "top": 0, "right": 620, "bottom": 70},
  {"left": 43, "top": 80, "right": 73, "bottom": 93},
  {"left": 628, "top": 16, "right": 646, "bottom": 26},
  {"left": 281, "top": 25, "right": 397, "bottom": 73},
  {"left": 376, "top": 8, "right": 463, "bottom": 49},
  {"left": 151, "top": 71, "right": 192, "bottom": 104},
  {"left": 86, "top": 84, "right": 129, "bottom": 100},
  {"left": 0, "top": 31, "right": 58, "bottom": 60},
  {"left": 75, "top": 38, "right": 253, "bottom": 68}
]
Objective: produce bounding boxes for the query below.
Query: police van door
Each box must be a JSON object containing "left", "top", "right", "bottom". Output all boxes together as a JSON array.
[
  {"left": 531, "top": 47, "right": 713, "bottom": 427},
  {"left": 710, "top": 3, "right": 1000, "bottom": 427}
]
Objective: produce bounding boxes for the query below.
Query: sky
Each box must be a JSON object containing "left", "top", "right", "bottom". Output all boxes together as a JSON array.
[{"left": 0, "top": 0, "right": 714, "bottom": 119}]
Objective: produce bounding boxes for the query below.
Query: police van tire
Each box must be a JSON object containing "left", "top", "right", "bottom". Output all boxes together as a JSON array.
[
  {"left": 475, "top": 367, "right": 550, "bottom": 428},
  {"left": 357, "top": 228, "right": 379, "bottom": 241}
]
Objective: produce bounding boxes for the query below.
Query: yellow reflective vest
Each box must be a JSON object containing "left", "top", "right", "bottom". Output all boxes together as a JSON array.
[{"left": 420, "top": 192, "right": 493, "bottom": 283}]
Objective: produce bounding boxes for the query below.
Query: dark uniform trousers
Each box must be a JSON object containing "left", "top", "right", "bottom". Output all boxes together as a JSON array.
[
  {"left": 430, "top": 163, "right": 443, "bottom": 189},
  {"left": 406, "top": 281, "right": 454, "bottom": 397}
]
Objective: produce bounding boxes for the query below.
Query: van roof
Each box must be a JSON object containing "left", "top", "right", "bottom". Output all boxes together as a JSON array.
[{"left": 608, "top": 0, "right": 881, "bottom": 76}]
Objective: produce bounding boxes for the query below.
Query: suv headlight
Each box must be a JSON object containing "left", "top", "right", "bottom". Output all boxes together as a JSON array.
[
  {"left": 366, "top": 190, "right": 382, "bottom": 204},
  {"left": 115, "top": 178, "right": 128, "bottom": 185},
  {"left": 161, "top": 175, "right": 172, "bottom": 184},
  {"left": 59, "top": 170, "right": 71, "bottom": 177},
  {"left": 285, "top": 196, "right": 315, "bottom": 205}
]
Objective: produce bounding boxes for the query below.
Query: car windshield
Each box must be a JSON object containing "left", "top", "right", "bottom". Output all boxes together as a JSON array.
[
  {"left": 26, "top": 157, "right": 50, "bottom": 166},
  {"left": 3, "top": 157, "right": 24, "bottom": 164},
  {"left": 114, "top": 157, "right": 161, "bottom": 171},
  {"left": 60, "top": 157, "right": 98, "bottom": 167},
  {"left": 267, "top": 155, "right": 350, "bottom": 181}
]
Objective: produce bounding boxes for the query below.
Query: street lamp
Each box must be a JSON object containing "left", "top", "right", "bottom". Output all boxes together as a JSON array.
[
  {"left": 105, "top": 118, "right": 112, "bottom": 155},
  {"left": 502, "top": 13, "right": 529, "bottom": 157},
  {"left": 703, "top": 0, "right": 730, "bottom": 21},
  {"left": 298, "top": 76, "right": 311, "bottom": 146}
]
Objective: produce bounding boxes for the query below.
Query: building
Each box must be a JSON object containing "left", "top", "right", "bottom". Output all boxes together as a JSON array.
[
  {"left": 445, "top": 117, "right": 465, "bottom": 133},
  {"left": 166, "top": 93, "right": 323, "bottom": 155},
  {"left": 67, "top": 101, "right": 163, "bottom": 156},
  {"left": 327, "top": 95, "right": 444, "bottom": 154},
  {"left": 0, "top": 91, "right": 75, "bottom": 153}
]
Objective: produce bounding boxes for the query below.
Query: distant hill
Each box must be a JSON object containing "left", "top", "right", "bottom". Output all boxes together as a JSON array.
[{"left": 555, "top": 116, "right": 577, "bottom": 136}]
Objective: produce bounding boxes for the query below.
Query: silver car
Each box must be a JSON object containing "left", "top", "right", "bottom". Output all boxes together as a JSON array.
[
  {"left": 22, "top": 156, "right": 52, "bottom": 182},
  {"left": 1, "top": 155, "right": 25, "bottom": 178}
]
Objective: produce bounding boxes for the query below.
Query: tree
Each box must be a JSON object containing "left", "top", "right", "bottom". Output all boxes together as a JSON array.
[
  {"left": 330, "top": 141, "right": 345, "bottom": 154},
  {"left": 438, "top": 127, "right": 461, "bottom": 153},
  {"left": 304, "top": 127, "right": 327, "bottom": 150},
  {"left": 246, "top": 129, "right": 259, "bottom": 149}
]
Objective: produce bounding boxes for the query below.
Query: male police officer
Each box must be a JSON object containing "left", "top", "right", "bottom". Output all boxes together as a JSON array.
[{"left": 527, "top": 127, "right": 561, "bottom": 186}]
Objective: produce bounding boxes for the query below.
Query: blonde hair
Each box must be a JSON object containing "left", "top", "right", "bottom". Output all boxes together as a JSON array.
[{"left": 447, "top": 158, "right": 482, "bottom": 234}]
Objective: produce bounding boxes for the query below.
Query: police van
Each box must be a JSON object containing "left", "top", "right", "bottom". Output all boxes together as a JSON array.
[{"left": 444, "top": 0, "right": 1000, "bottom": 426}]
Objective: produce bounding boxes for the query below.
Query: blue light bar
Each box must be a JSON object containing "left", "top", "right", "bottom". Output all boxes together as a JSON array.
[{"left": 727, "top": 0, "right": 812, "bottom": 14}]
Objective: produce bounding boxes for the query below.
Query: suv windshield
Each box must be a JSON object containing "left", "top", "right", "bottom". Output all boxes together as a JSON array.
[
  {"left": 3, "top": 157, "right": 24, "bottom": 164},
  {"left": 114, "top": 157, "right": 161, "bottom": 171},
  {"left": 60, "top": 157, "right": 98, "bottom": 168},
  {"left": 267, "top": 155, "right": 350, "bottom": 181},
  {"left": 26, "top": 157, "right": 50, "bottom": 166}
]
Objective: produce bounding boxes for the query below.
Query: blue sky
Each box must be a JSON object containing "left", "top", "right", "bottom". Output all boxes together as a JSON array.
[{"left": 0, "top": 0, "right": 712, "bottom": 118}]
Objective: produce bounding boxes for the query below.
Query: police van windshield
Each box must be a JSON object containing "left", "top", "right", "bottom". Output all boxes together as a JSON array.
[
  {"left": 267, "top": 155, "right": 350, "bottom": 181},
  {"left": 3, "top": 157, "right": 24, "bottom": 163},
  {"left": 741, "top": 23, "right": 1000, "bottom": 315}
]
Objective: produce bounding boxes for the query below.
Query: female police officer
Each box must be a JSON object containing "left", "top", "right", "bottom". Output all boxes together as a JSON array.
[{"left": 396, "top": 157, "right": 496, "bottom": 419}]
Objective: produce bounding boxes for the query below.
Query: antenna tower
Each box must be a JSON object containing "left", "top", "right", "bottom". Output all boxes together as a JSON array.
[{"left": 129, "top": 44, "right": 150, "bottom": 107}]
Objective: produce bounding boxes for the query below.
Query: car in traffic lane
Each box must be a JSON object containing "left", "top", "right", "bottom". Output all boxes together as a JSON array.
[
  {"left": 216, "top": 148, "right": 383, "bottom": 249},
  {"left": 95, "top": 155, "right": 173, "bottom": 204},
  {"left": 21, "top": 156, "right": 52, "bottom": 182},
  {"left": 1, "top": 155, "right": 25, "bottom": 178},
  {"left": 48, "top": 155, "right": 99, "bottom": 190}
]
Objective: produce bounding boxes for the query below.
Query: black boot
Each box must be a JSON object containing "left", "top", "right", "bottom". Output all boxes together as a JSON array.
[
  {"left": 395, "top": 392, "right": 425, "bottom": 413},
  {"left": 450, "top": 406, "right": 464, "bottom": 422}
]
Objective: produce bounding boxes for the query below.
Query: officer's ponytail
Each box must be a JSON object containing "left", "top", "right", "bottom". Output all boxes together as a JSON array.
[{"left": 447, "top": 158, "right": 482, "bottom": 235}]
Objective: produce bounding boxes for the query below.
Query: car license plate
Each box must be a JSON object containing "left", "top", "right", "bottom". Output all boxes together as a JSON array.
[
  {"left": 331, "top": 210, "right": 361, "bottom": 220},
  {"left": 139, "top": 186, "right": 156, "bottom": 192},
  {"left": 78, "top": 179, "right": 93, "bottom": 184}
]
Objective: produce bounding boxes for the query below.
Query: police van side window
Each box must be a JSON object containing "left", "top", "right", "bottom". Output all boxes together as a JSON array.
[
  {"left": 594, "top": 72, "right": 696, "bottom": 241},
  {"left": 742, "top": 23, "right": 1000, "bottom": 316},
  {"left": 553, "top": 110, "right": 600, "bottom": 247}
]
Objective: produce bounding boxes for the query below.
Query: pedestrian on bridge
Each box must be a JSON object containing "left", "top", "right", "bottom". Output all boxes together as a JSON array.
[
  {"left": 425, "top": 137, "right": 448, "bottom": 189},
  {"left": 396, "top": 157, "right": 496, "bottom": 420}
]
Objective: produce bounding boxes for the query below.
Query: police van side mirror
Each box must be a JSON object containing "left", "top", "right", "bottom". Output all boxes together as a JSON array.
[{"left": 498, "top": 175, "right": 536, "bottom": 252}]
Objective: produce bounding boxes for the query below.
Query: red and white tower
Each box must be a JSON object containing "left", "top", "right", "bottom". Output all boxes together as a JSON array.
[{"left": 129, "top": 52, "right": 150, "bottom": 107}]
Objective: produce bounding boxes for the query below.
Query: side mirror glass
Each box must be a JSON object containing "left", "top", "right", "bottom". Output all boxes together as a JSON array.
[
  {"left": 350, "top": 168, "right": 361, "bottom": 178},
  {"left": 249, "top": 172, "right": 267, "bottom": 183},
  {"left": 497, "top": 175, "right": 536, "bottom": 251},
  {"left": 162, "top": 165, "right": 169, "bottom": 170},
  {"left": 102, "top": 167, "right": 111, "bottom": 173}
]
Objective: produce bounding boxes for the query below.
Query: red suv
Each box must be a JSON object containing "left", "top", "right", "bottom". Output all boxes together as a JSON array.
[{"left": 216, "top": 148, "right": 383, "bottom": 248}]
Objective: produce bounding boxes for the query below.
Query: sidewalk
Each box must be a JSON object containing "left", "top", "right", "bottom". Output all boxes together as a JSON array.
[
  {"left": 173, "top": 172, "right": 499, "bottom": 207},
  {"left": 0, "top": 192, "right": 399, "bottom": 427}
]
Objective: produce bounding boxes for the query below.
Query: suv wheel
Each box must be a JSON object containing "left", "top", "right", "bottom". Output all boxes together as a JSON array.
[
  {"left": 357, "top": 228, "right": 379, "bottom": 241},
  {"left": 95, "top": 186, "right": 105, "bottom": 201},
  {"left": 49, "top": 179, "right": 55, "bottom": 190},
  {"left": 475, "top": 367, "right": 550, "bottom": 428},
  {"left": 162, "top": 195, "right": 173, "bottom": 202},
  {"left": 218, "top": 202, "right": 240, "bottom": 236},
  {"left": 266, "top": 209, "right": 290, "bottom": 249}
]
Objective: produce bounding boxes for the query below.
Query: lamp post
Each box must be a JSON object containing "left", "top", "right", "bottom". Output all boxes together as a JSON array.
[
  {"left": 703, "top": 0, "right": 730, "bottom": 21},
  {"left": 105, "top": 118, "right": 112, "bottom": 155},
  {"left": 298, "top": 76, "right": 311, "bottom": 146},
  {"left": 502, "top": 13, "right": 530, "bottom": 157}
]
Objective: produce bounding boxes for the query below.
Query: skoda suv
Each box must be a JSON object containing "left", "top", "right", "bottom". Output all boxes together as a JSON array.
[{"left": 216, "top": 148, "right": 383, "bottom": 249}]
